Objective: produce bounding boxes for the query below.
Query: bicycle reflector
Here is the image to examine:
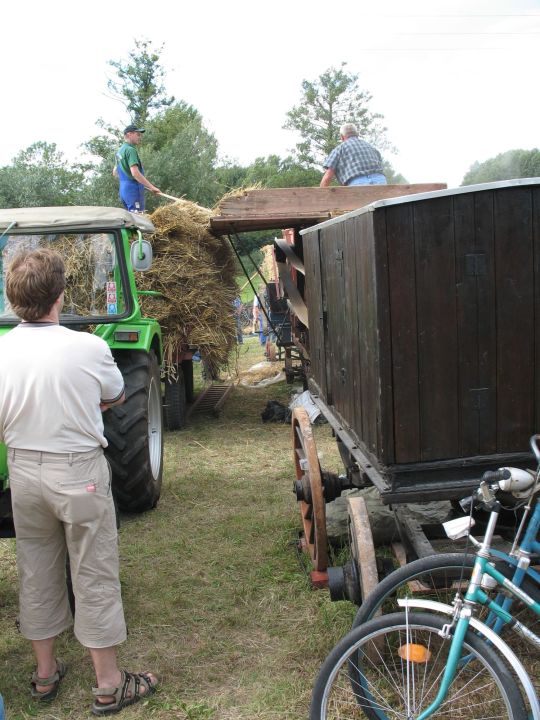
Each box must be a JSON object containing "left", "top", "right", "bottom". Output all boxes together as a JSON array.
[{"left": 397, "top": 644, "right": 432, "bottom": 663}]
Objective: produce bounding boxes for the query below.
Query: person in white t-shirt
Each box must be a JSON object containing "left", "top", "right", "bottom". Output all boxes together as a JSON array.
[{"left": 0, "top": 248, "right": 157, "bottom": 714}]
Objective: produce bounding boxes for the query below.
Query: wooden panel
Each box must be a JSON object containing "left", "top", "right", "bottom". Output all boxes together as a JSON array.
[
  {"left": 302, "top": 231, "right": 327, "bottom": 398},
  {"left": 454, "top": 191, "right": 497, "bottom": 456},
  {"left": 321, "top": 224, "right": 346, "bottom": 413},
  {"left": 211, "top": 185, "right": 447, "bottom": 234},
  {"left": 354, "top": 214, "right": 380, "bottom": 455},
  {"left": 343, "top": 219, "right": 363, "bottom": 443},
  {"left": 534, "top": 188, "right": 540, "bottom": 436},
  {"left": 386, "top": 203, "right": 420, "bottom": 463},
  {"left": 494, "top": 188, "right": 535, "bottom": 450},
  {"left": 414, "top": 197, "right": 459, "bottom": 460},
  {"left": 373, "top": 211, "right": 394, "bottom": 464}
]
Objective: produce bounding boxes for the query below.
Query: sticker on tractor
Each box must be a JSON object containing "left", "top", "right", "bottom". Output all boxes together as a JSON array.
[
  {"left": 106, "top": 282, "right": 116, "bottom": 292},
  {"left": 107, "top": 303, "right": 117, "bottom": 314}
]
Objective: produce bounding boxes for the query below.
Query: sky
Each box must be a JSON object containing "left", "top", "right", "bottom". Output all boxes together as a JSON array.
[{"left": 1, "top": 0, "right": 538, "bottom": 189}]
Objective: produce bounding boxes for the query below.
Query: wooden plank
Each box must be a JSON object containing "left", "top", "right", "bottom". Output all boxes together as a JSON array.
[
  {"left": 355, "top": 214, "right": 379, "bottom": 455},
  {"left": 414, "top": 197, "right": 459, "bottom": 461},
  {"left": 343, "top": 219, "right": 362, "bottom": 443},
  {"left": 386, "top": 203, "right": 420, "bottom": 463},
  {"left": 373, "top": 210, "right": 394, "bottom": 465},
  {"left": 495, "top": 187, "right": 535, "bottom": 451},
  {"left": 303, "top": 230, "right": 327, "bottom": 399},
  {"left": 534, "top": 188, "right": 540, "bottom": 437},
  {"left": 211, "top": 184, "right": 446, "bottom": 233},
  {"left": 454, "top": 191, "right": 497, "bottom": 456},
  {"left": 321, "top": 224, "right": 344, "bottom": 413}
]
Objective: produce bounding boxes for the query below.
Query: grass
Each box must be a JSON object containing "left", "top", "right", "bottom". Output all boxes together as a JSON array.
[{"left": 0, "top": 337, "right": 355, "bottom": 719}]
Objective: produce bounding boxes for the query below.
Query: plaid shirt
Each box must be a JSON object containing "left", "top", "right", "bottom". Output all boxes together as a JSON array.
[{"left": 323, "top": 137, "right": 384, "bottom": 185}]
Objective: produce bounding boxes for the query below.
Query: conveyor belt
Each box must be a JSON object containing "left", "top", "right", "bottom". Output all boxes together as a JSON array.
[{"left": 187, "top": 382, "right": 234, "bottom": 418}]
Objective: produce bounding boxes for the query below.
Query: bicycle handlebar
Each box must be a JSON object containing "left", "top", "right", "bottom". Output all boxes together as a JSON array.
[
  {"left": 530, "top": 434, "right": 540, "bottom": 463},
  {"left": 481, "top": 468, "right": 512, "bottom": 484}
]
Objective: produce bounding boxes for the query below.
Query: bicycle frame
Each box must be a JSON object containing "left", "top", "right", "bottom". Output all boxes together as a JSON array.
[
  {"left": 397, "top": 499, "right": 540, "bottom": 720},
  {"left": 398, "top": 598, "right": 540, "bottom": 720}
]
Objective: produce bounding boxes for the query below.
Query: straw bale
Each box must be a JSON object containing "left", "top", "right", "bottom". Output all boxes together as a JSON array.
[{"left": 144, "top": 199, "right": 238, "bottom": 374}]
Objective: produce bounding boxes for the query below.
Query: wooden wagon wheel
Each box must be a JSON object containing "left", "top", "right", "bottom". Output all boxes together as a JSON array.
[
  {"left": 347, "top": 496, "right": 379, "bottom": 605},
  {"left": 292, "top": 407, "right": 328, "bottom": 579}
]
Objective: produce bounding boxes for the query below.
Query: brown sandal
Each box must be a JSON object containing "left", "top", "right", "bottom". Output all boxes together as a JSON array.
[
  {"left": 92, "top": 670, "right": 157, "bottom": 715},
  {"left": 30, "top": 659, "right": 67, "bottom": 701}
]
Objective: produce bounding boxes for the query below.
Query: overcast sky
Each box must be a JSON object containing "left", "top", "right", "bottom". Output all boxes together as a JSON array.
[{"left": 1, "top": 0, "right": 538, "bottom": 188}]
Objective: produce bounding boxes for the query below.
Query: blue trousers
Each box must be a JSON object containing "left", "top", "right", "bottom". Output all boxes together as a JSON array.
[
  {"left": 347, "top": 173, "right": 387, "bottom": 186},
  {"left": 117, "top": 166, "right": 145, "bottom": 212}
]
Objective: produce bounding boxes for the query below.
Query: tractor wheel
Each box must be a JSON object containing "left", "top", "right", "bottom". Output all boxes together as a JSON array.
[
  {"left": 182, "top": 359, "right": 194, "bottom": 404},
  {"left": 104, "top": 350, "right": 163, "bottom": 513},
  {"left": 164, "top": 365, "right": 187, "bottom": 430}
]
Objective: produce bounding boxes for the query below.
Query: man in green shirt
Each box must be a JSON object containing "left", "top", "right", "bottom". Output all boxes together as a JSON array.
[{"left": 113, "top": 125, "right": 160, "bottom": 212}]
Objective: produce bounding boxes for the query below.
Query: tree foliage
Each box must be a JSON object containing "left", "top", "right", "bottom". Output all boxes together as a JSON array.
[
  {"left": 139, "top": 103, "right": 220, "bottom": 209},
  {"left": 284, "top": 63, "right": 392, "bottom": 167},
  {"left": 107, "top": 39, "right": 175, "bottom": 126},
  {"left": 0, "top": 142, "right": 84, "bottom": 208},
  {"left": 462, "top": 149, "right": 540, "bottom": 185}
]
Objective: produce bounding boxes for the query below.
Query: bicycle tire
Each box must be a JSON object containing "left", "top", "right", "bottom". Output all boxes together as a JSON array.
[
  {"left": 310, "top": 611, "right": 527, "bottom": 720},
  {"left": 353, "top": 552, "right": 540, "bottom": 630}
]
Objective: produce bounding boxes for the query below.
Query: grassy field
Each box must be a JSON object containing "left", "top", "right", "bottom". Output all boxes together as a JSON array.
[{"left": 0, "top": 337, "right": 355, "bottom": 719}]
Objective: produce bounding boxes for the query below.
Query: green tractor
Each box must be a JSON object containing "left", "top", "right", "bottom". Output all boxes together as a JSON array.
[{"left": 0, "top": 206, "right": 171, "bottom": 536}]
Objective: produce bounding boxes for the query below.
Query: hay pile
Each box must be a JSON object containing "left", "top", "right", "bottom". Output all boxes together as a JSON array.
[
  {"left": 140, "top": 199, "right": 238, "bottom": 373},
  {"left": 55, "top": 233, "right": 113, "bottom": 316}
]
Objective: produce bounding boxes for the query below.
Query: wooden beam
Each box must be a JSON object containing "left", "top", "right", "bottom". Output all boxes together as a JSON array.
[{"left": 211, "top": 184, "right": 446, "bottom": 234}]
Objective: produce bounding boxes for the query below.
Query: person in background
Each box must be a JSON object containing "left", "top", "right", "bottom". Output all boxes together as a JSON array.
[
  {"left": 113, "top": 125, "right": 161, "bottom": 213},
  {"left": 233, "top": 296, "right": 243, "bottom": 344},
  {"left": 0, "top": 248, "right": 157, "bottom": 715},
  {"left": 253, "top": 284, "right": 268, "bottom": 346},
  {"left": 320, "top": 122, "right": 387, "bottom": 187}
]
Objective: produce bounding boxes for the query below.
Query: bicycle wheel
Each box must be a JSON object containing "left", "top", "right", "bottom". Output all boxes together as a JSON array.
[
  {"left": 310, "top": 611, "right": 527, "bottom": 720},
  {"left": 353, "top": 553, "right": 476, "bottom": 627},
  {"left": 353, "top": 553, "right": 540, "bottom": 633},
  {"left": 352, "top": 553, "right": 540, "bottom": 702}
]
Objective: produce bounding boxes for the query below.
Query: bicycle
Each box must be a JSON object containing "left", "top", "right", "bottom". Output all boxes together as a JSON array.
[
  {"left": 310, "top": 436, "right": 540, "bottom": 720},
  {"left": 352, "top": 470, "right": 540, "bottom": 659}
]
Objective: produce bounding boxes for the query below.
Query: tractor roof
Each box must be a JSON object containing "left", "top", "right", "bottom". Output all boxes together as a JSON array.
[{"left": 0, "top": 206, "right": 155, "bottom": 234}]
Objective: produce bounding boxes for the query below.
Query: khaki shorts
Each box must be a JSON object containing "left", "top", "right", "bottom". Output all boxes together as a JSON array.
[{"left": 9, "top": 447, "right": 126, "bottom": 648}]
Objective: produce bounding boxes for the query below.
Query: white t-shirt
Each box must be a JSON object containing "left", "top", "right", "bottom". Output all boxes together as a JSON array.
[{"left": 0, "top": 323, "right": 125, "bottom": 452}]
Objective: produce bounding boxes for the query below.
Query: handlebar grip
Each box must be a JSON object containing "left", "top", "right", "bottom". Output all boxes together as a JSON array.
[{"left": 481, "top": 468, "right": 511, "bottom": 484}]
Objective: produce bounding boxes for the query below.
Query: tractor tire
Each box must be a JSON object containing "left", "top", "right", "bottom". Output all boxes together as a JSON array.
[
  {"left": 164, "top": 365, "right": 187, "bottom": 431},
  {"left": 104, "top": 350, "right": 163, "bottom": 513},
  {"left": 182, "top": 359, "right": 194, "bottom": 404}
]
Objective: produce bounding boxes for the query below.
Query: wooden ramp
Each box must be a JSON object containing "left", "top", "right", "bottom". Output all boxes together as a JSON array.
[
  {"left": 210, "top": 184, "right": 446, "bottom": 234},
  {"left": 187, "top": 382, "right": 235, "bottom": 418}
]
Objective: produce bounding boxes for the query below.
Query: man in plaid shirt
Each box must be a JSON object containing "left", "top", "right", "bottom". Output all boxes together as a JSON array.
[{"left": 320, "top": 123, "right": 387, "bottom": 187}]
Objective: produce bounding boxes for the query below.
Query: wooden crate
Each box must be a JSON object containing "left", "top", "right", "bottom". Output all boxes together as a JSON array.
[{"left": 301, "top": 180, "right": 540, "bottom": 501}]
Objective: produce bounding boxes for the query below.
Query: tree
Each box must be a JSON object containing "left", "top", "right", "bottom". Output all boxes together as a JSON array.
[
  {"left": 107, "top": 39, "right": 175, "bottom": 126},
  {"left": 140, "top": 102, "right": 220, "bottom": 209},
  {"left": 284, "top": 63, "right": 392, "bottom": 167},
  {"left": 0, "top": 142, "right": 85, "bottom": 207},
  {"left": 244, "top": 155, "right": 322, "bottom": 188},
  {"left": 462, "top": 149, "right": 540, "bottom": 185}
]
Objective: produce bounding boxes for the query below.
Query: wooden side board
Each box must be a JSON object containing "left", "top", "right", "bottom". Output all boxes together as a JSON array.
[{"left": 210, "top": 184, "right": 446, "bottom": 234}]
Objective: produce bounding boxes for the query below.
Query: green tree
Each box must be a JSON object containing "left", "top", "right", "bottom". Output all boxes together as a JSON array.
[
  {"left": 462, "top": 149, "right": 540, "bottom": 185},
  {"left": 140, "top": 102, "right": 220, "bottom": 209},
  {"left": 107, "top": 39, "right": 175, "bottom": 126},
  {"left": 0, "top": 142, "right": 84, "bottom": 207},
  {"left": 244, "top": 155, "right": 322, "bottom": 187},
  {"left": 284, "top": 63, "right": 392, "bottom": 167}
]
